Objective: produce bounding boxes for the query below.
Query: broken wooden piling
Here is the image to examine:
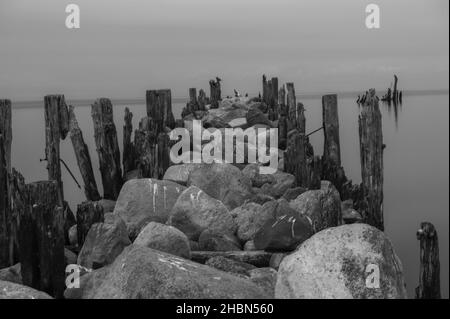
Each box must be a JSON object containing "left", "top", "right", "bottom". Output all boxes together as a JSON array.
[
  {"left": 68, "top": 105, "right": 100, "bottom": 201},
  {"left": 18, "top": 180, "right": 65, "bottom": 298},
  {"left": 0, "top": 99, "right": 12, "bottom": 172},
  {"left": 146, "top": 89, "right": 176, "bottom": 134},
  {"left": 44, "top": 95, "right": 69, "bottom": 206},
  {"left": 284, "top": 129, "right": 308, "bottom": 187},
  {"left": 416, "top": 222, "right": 441, "bottom": 299},
  {"left": 358, "top": 89, "right": 384, "bottom": 231},
  {"left": 91, "top": 98, "right": 123, "bottom": 200}
]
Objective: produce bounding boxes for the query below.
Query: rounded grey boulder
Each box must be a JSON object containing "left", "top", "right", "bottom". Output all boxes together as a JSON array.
[
  {"left": 134, "top": 222, "right": 191, "bottom": 259},
  {"left": 275, "top": 224, "right": 408, "bottom": 299}
]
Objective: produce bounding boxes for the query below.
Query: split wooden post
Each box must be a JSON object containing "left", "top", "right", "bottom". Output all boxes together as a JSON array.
[
  {"left": 416, "top": 222, "right": 441, "bottom": 299},
  {"left": 0, "top": 99, "right": 12, "bottom": 268},
  {"left": 91, "top": 98, "right": 123, "bottom": 200},
  {"left": 146, "top": 89, "right": 176, "bottom": 134},
  {"left": 288, "top": 102, "right": 306, "bottom": 134},
  {"left": 284, "top": 129, "right": 308, "bottom": 187},
  {"left": 122, "top": 107, "right": 135, "bottom": 175},
  {"left": 76, "top": 201, "right": 104, "bottom": 248},
  {"left": 68, "top": 105, "right": 100, "bottom": 201},
  {"left": 19, "top": 181, "right": 65, "bottom": 298},
  {"left": 358, "top": 89, "right": 384, "bottom": 231},
  {"left": 393, "top": 74, "right": 399, "bottom": 104},
  {"left": 44, "top": 95, "right": 69, "bottom": 206}
]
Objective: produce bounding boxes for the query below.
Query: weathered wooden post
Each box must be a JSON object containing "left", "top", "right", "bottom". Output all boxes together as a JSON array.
[
  {"left": 0, "top": 99, "right": 12, "bottom": 268},
  {"left": 286, "top": 83, "right": 296, "bottom": 110},
  {"left": 0, "top": 99, "right": 12, "bottom": 172},
  {"left": 44, "top": 95, "right": 69, "bottom": 206},
  {"left": 19, "top": 181, "right": 65, "bottom": 298},
  {"left": 416, "top": 222, "right": 441, "bottom": 299},
  {"left": 91, "top": 98, "right": 123, "bottom": 200},
  {"left": 122, "top": 107, "right": 135, "bottom": 175},
  {"left": 278, "top": 86, "right": 288, "bottom": 149},
  {"left": 358, "top": 89, "right": 384, "bottom": 230},
  {"left": 76, "top": 201, "right": 104, "bottom": 248},
  {"left": 288, "top": 102, "right": 306, "bottom": 134},
  {"left": 68, "top": 105, "right": 100, "bottom": 201},
  {"left": 262, "top": 75, "right": 268, "bottom": 105},
  {"left": 209, "top": 79, "right": 222, "bottom": 109},
  {"left": 146, "top": 89, "right": 176, "bottom": 134},
  {"left": 322, "top": 94, "right": 348, "bottom": 196},
  {"left": 284, "top": 129, "right": 308, "bottom": 187}
]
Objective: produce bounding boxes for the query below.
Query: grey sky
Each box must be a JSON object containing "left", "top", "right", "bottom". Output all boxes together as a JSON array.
[{"left": 0, "top": 0, "right": 448, "bottom": 100}]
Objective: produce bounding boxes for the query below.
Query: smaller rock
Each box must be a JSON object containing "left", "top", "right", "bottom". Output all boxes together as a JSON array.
[
  {"left": 0, "top": 263, "right": 21, "bottom": 284},
  {"left": 199, "top": 229, "right": 242, "bottom": 252},
  {"left": 77, "top": 214, "right": 131, "bottom": 269},
  {"left": 163, "top": 164, "right": 202, "bottom": 186},
  {"left": 68, "top": 225, "right": 78, "bottom": 247},
  {"left": 232, "top": 201, "right": 276, "bottom": 243},
  {"left": 282, "top": 187, "right": 307, "bottom": 201},
  {"left": 244, "top": 240, "right": 257, "bottom": 251},
  {"left": 0, "top": 280, "right": 52, "bottom": 299},
  {"left": 248, "top": 268, "right": 277, "bottom": 298},
  {"left": 260, "top": 171, "right": 296, "bottom": 198},
  {"left": 134, "top": 222, "right": 191, "bottom": 259},
  {"left": 97, "top": 199, "right": 116, "bottom": 213},
  {"left": 269, "top": 253, "right": 287, "bottom": 270},
  {"left": 246, "top": 108, "right": 272, "bottom": 127},
  {"left": 205, "top": 256, "right": 256, "bottom": 277},
  {"left": 341, "top": 200, "right": 363, "bottom": 224},
  {"left": 65, "top": 248, "right": 78, "bottom": 265}
]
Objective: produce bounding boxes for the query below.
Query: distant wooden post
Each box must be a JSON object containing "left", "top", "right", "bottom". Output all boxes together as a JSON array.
[
  {"left": 416, "top": 222, "right": 441, "bottom": 299},
  {"left": 286, "top": 82, "right": 296, "bottom": 119},
  {"left": 44, "top": 95, "right": 69, "bottom": 206},
  {"left": 19, "top": 181, "right": 65, "bottom": 298},
  {"left": 277, "top": 86, "right": 288, "bottom": 149},
  {"left": 308, "top": 155, "right": 322, "bottom": 190},
  {"left": 359, "top": 89, "right": 384, "bottom": 231},
  {"left": 284, "top": 129, "right": 308, "bottom": 187},
  {"left": 393, "top": 74, "right": 399, "bottom": 103},
  {"left": 122, "top": 107, "right": 135, "bottom": 175},
  {"left": 198, "top": 89, "right": 207, "bottom": 111},
  {"left": 262, "top": 75, "right": 268, "bottom": 105},
  {"left": 146, "top": 89, "right": 175, "bottom": 134},
  {"left": 209, "top": 79, "right": 222, "bottom": 109},
  {"left": 68, "top": 105, "right": 100, "bottom": 201},
  {"left": 91, "top": 98, "right": 123, "bottom": 200},
  {"left": 76, "top": 201, "right": 104, "bottom": 248}
]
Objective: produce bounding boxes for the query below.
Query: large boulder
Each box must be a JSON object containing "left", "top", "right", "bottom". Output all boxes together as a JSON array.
[
  {"left": 64, "top": 245, "right": 270, "bottom": 299},
  {"left": 232, "top": 201, "right": 277, "bottom": 243},
  {"left": 162, "top": 164, "right": 202, "bottom": 186},
  {"left": 254, "top": 199, "right": 314, "bottom": 251},
  {"left": 289, "top": 181, "right": 342, "bottom": 233},
  {"left": 0, "top": 280, "right": 52, "bottom": 299},
  {"left": 187, "top": 163, "right": 254, "bottom": 209},
  {"left": 259, "top": 171, "right": 296, "bottom": 199},
  {"left": 134, "top": 222, "right": 191, "bottom": 259},
  {"left": 167, "top": 186, "right": 236, "bottom": 241},
  {"left": 113, "top": 179, "right": 186, "bottom": 238},
  {"left": 198, "top": 229, "right": 242, "bottom": 251},
  {"left": 275, "top": 224, "right": 408, "bottom": 299},
  {"left": 77, "top": 213, "right": 131, "bottom": 269}
]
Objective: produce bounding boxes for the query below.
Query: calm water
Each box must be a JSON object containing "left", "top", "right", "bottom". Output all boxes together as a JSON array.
[{"left": 9, "top": 92, "right": 449, "bottom": 298}]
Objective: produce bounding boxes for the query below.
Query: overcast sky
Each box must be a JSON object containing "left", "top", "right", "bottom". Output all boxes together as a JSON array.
[{"left": 0, "top": 0, "right": 448, "bottom": 100}]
